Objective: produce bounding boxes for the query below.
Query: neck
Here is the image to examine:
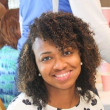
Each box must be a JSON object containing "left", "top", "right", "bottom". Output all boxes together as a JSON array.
[{"left": 47, "top": 87, "right": 80, "bottom": 109}]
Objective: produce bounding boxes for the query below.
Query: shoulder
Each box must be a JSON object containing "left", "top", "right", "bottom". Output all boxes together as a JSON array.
[
  {"left": 79, "top": 90, "right": 104, "bottom": 110},
  {"left": 0, "top": 46, "right": 19, "bottom": 54},
  {"left": 7, "top": 93, "right": 37, "bottom": 110},
  {"left": 0, "top": 46, "right": 19, "bottom": 67}
]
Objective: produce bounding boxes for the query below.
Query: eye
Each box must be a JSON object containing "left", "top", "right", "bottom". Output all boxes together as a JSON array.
[
  {"left": 64, "top": 51, "right": 72, "bottom": 56},
  {"left": 42, "top": 56, "right": 52, "bottom": 62}
]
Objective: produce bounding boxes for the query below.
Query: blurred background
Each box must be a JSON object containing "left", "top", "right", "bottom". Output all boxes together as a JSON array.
[
  {"left": 100, "top": 0, "right": 110, "bottom": 7},
  {"left": 0, "top": 0, "right": 19, "bottom": 9},
  {"left": 0, "top": 0, "right": 110, "bottom": 9}
]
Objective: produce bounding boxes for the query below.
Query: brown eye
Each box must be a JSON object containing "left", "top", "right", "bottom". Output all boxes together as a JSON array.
[
  {"left": 64, "top": 51, "right": 72, "bottom": 56},
  {"left": 42, "top": 56, "right": 52, "bottom": 62}
]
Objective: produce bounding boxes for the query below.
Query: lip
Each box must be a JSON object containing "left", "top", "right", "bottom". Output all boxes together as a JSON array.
[{"left": 53, "top": 70, "right": 72, "bottom": 81}]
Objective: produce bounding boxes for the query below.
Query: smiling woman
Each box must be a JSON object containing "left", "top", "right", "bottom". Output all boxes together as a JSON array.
[
  {"left": 7, "top": 12, "right": 104, "bottom": 110},
  {"left": 32, "top": 38, "right": 81, "bottom": 90}
]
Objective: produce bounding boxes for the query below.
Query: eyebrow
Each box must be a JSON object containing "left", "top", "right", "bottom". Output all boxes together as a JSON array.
[{"left": 40, "top": 52, "right": 51, "bottom": 56}]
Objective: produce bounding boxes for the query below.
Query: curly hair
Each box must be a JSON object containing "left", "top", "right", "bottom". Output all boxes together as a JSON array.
[
  {"left": 0, "top": 8, "right": 20, "bottom": 49},
  {"left": 18, "top": 12, "right": 101, "bottom": 107}
]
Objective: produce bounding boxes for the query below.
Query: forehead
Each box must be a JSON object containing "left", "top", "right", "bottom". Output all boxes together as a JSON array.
[
  {"left": 32, "top": 37, "right": 56, "bottom": 52},
  {"left": 32, "top": 37, "right": 78, "bottom": 54}
]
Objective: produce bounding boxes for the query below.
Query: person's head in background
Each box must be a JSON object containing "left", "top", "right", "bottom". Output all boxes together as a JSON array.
[
  {"left": 18, "top": 12, "right": 101, "bottom": 107},
  {"left": 0, "top": 8, "right": 21, "bottom": 49},
  {"left": 0, "top": 0, "right": 8, "bottom": 10},
  {"left": 0, "top": 3, "right": 7, "bottom": 29}
]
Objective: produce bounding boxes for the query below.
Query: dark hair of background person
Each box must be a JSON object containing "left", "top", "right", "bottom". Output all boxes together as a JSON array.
[
  {"left": 0, "top": 8, "right": 21, "bottom": 49},
  {"left": 18, "top": 12, "right": 101, "bottom": 107},
  {"left": 0, "top": 0, "right": 8, "bottom": 9}
]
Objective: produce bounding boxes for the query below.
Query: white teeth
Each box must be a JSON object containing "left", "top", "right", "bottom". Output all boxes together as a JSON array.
[{"left": 55, "top": 72, "right": 70, "bottom": 78}]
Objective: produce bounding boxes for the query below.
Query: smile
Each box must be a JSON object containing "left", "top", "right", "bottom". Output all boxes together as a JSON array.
[
  {"left": 54, "top": 71, "right": 72, "bottom": 81},
  {"left": 55, "top": 72, "right": 70, "bottom": 78}
]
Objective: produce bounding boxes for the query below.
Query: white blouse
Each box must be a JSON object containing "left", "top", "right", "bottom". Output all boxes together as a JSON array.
[{"left": 7, "top": 91, "right": 104, "bottom": 110}]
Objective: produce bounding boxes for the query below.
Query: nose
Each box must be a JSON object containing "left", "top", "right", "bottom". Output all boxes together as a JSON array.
[{"left": 53, "top": 57, "right": 67, "bottom": 70}]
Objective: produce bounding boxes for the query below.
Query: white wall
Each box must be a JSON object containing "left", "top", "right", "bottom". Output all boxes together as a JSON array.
[{"left": 8, "top": 0, "right": 19, "bottom": 9}]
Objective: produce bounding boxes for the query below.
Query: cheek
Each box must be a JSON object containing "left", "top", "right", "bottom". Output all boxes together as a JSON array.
[
  {"left": 37, "top": 62, "right": 51, "bottom": 76},
  {"left": 69, "top": 56, "right": 81, "bottom": 74},
  {"left": 69, "top": 56, "right": 81, "bottom": 66}
]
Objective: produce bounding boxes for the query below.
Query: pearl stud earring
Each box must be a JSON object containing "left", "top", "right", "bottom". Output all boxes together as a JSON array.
[
  {"left": 81, "top": 62, "right": 83, "bottom": 65},
  {"left": 38, "top": 73, "right": 42, "bottom": 76}
]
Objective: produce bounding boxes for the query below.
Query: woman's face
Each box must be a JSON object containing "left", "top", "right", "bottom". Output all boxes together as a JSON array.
[{"left": 33, "top": 38, "right": 81, "bottom": 91}]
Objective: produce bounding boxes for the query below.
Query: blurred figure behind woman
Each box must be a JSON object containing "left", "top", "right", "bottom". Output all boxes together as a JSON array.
[
  {"left": 0, "top": 3, "right": 7, "bottom": 29},
  {"left": 0, "top": 0, "right": 8, "bottom": 10},
  {"left": 0, "top": 8, "right": 21, "bottom": 108}
]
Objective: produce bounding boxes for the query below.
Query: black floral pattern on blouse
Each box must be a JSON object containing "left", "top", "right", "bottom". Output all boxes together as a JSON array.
[
  {"left": 84, "top": 108, "right": 90, "bottom": 110},
  {"left": 83, "top": 98, "right": 99, "bottom": 110},
  {"left": 91, "top": 99, "right": 97, "bottom": 106},
  {"left": 22, "top": 99, "right": 32, "bottom": 105},
  {"left": 57, "top": 108, "right": 61, "bottom": 110},
  {"left": 37, "top": 106, "right": 42, "bottom": 110},
  {"left": 12, "top": 97, "right": 18, "bottom": 102}
]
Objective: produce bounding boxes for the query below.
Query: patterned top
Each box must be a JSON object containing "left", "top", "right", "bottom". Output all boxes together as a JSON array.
[
  {"left": 7, "top": 91, "right": 104, "bottom": 110},
  {"left": 0, "top": 46, "right": 19, "bottom": 108}
]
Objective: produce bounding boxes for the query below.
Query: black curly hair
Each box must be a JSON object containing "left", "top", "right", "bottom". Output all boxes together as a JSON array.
[{"left": 18, "top": 11, "right": 101, "bottom": 107}]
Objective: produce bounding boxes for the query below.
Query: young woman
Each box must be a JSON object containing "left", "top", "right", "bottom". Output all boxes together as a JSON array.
[{"left": 7, "top": 12, "right": 104, "bottom": 110}]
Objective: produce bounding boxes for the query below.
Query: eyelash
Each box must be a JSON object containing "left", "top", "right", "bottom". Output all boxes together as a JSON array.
[
  {"left": 42, "top": 56, "right": 52, "bottom": 62},
  {"left": 41, "top": 51, "right": 72, "bottom": 62},
  {"left": 64, "top": 51, "right": 72, "bottom": 56}
]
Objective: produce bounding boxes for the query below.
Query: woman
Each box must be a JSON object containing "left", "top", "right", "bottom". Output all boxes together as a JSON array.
[
  {"left": 0, "top": 8, "right": 21, "bottom": 108},
  {"left": 7, "top": 12, "right": 104, "bottom": 110}
]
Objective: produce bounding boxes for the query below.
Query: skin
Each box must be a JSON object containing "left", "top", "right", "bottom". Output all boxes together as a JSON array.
[{"left": 33, "top": 38, "right": 82, "bottom": 108}]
